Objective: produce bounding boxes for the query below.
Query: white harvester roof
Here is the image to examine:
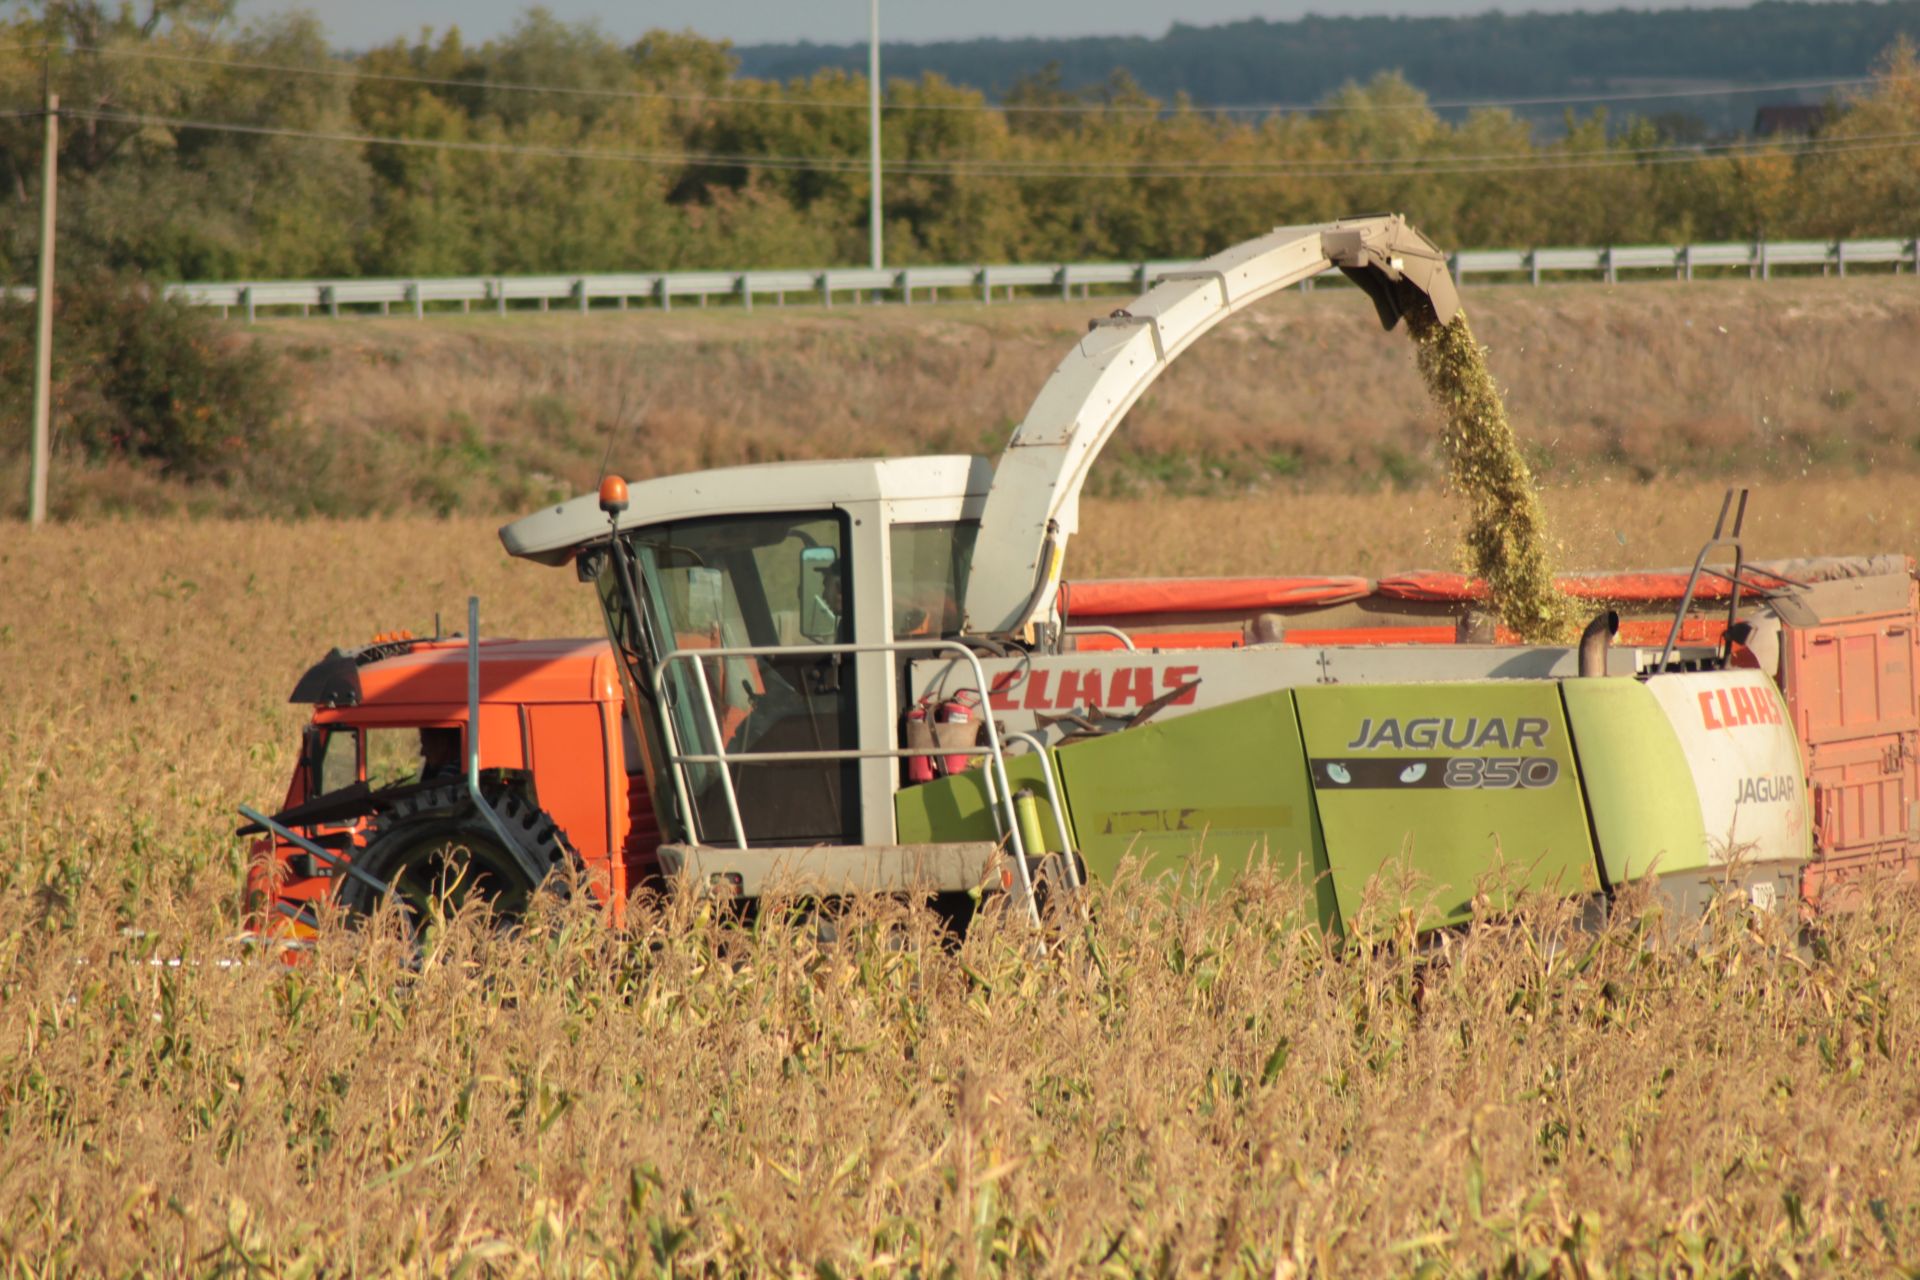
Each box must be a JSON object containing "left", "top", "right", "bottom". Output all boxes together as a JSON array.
[{"left": 501, "top": 455, "right": 992, "bottom": 566}]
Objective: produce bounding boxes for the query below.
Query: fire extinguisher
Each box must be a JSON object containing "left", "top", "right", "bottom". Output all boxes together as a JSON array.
[
  {"left": 934, "top": 688, "right": 984, "bottom": 776},
  {"left": 903, "top": 695, "right": 937, "bottom": 784}
]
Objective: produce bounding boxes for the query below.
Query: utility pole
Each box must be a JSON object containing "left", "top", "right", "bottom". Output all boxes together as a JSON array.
[
  {"left": 28, "top": 88, "right": 57, "bottom": 527},
  {"left": 867, "top": 0, "right": 882, "bottom": 271}
]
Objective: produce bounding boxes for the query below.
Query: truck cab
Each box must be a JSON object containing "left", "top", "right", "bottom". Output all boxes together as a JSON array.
[{"left": 245, "top": 635, "right": 658, "bottom": 936}]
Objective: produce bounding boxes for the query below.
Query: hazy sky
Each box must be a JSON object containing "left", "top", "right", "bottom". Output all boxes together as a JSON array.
[{"left": 232, "top": 0, "right": 1791, "bottom": 49}]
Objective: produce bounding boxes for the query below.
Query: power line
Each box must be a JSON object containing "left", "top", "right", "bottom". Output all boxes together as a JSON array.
[
  {"left": 948, "top": 132, "right": 1920, "bottom": 179},
  {"left": 43, "top": 94, "right": 1904, "bottom": 173},
  {"left": 856, "top": 125, "right": 1920, "bottom": 175},
  {"left": 62, "top": 105, "right": 1920, "bottom": 180},
  {"left": 1310, "top": 74, "right": 1875, "bottom": 115},
  {"left": 51, "top": 40, "right": 1882, "bottom": 118},
  {"left": 67, "top": 108, "right": 836, "bottom": 172}
]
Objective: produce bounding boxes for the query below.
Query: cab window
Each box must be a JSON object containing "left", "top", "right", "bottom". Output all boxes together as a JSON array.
[
  {"left": 316, "top": 727, "right": 358, "bottom": 796},
  {"left": 890, "top": 521, "right": 977, "bottom": 638}
]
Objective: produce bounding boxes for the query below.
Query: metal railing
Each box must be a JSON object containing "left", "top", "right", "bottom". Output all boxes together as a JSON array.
[
  {"left": 1004, "top": 729, "right": 1087, "bottom": 916},
  {"left": 185, "top": 262, "right": 1170, "bottom": 320},
  {"left": 6, "top": 237, "right": 1910, "bottom": 320},
  {"left": 652, "top": 639, "right": 1046, "bottom": 924},
  {"left": 1061, "top": 624, "right": 1137, "bottom": 651}
]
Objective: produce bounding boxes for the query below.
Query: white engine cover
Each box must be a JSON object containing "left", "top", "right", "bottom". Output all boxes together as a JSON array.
[{"left": 1644, "top": 670, "right": 1809, "bottom": 866}]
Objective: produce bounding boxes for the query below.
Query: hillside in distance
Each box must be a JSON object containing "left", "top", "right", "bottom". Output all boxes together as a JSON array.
[
  {"left": 13, "top": 276, "right": 1920, "bottom": 521},
  {"left": 736, "top": 1, "right": 1920, "bottom": 132}
]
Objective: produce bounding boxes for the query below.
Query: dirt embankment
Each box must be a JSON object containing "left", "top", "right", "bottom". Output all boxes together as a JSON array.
[{"left": 22, "top": 276, "right": 1920, "bottom": 517}]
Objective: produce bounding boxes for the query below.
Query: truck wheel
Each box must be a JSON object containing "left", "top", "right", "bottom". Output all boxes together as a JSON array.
[{"left": 339, "top": 785, "right": 572, "bottom": 929}]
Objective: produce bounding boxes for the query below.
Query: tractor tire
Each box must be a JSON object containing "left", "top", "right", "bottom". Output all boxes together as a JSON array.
[{"left": 338, "top": 784, "right": 573, "bottom": 930}]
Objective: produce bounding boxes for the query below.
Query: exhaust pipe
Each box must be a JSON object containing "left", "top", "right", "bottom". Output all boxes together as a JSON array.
[{"left": 1578, "top": 610, "right": 1620, "bottom": 678}]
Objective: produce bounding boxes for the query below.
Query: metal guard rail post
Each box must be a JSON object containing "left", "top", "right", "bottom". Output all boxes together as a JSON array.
[{"left": 651, "top": 639, "right": 1044, "bottom": 927}]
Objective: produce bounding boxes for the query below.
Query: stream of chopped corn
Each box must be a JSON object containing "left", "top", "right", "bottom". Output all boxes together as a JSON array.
[{"left": 1408, "top": 305, "right": 1576, "bottom": 643}]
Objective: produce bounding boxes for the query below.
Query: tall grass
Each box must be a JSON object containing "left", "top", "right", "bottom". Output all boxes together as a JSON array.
[
  {"left": 3, "top": 493, "right": 1919, "bottom": 1273},
  {"left": 3, "top": 864, "right": 1916, "bottom": 1274}
]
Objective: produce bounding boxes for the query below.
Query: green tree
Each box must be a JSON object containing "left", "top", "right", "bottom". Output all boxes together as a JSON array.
[{"left": 1792, "top": 38, "right": 1920, "bottom": 238}]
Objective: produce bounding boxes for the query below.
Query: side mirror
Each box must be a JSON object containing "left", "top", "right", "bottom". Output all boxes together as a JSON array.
[{"left": 798, "top": 545, "right": 842, "bottom": 642}]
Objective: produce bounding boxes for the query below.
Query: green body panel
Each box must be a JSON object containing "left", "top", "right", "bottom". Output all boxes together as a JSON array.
[
  {"left": 1049, "top": 691, "right": 1338, "bottom": 926},
  {"left": 894, "top": 753, "right": 1070, "bottom": 850},
  {"left": 1294, "top": 683, "right": 1600, "bottom": 930},
  {"left": 893, "top": 676, "right": 1768, "bottom": 936},
  {"left": 1559, "top": 679, "right": 1713, "bottom": 882}
]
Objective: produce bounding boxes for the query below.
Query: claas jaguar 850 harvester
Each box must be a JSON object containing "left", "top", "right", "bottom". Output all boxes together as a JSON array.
[{"left": 244, "top": 215, "right": 1920, "bottom": 940}]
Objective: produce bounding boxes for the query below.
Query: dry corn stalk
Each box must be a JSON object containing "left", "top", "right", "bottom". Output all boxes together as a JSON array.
[{"left": 1407, "top": 305, "right": 1575, "bottom": 643}]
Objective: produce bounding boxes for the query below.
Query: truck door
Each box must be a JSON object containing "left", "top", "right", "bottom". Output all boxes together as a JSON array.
[{"left": 599, "top": 510, "right": 861, "bottom": 848}]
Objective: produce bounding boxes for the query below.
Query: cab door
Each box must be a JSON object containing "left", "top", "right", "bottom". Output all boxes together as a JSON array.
[{"left": 598, "top": 510, "right": 862, "bottom": 848}]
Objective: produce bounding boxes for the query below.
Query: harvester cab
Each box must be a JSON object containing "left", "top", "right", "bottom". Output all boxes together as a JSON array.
[{"left": 496, "top": 214, "right": 1818, "bottom": 935}]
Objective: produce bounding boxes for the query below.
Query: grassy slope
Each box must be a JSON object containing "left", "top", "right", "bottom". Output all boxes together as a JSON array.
[{"left": 17, "top": 275, "right": 1919, "bottom": 519}]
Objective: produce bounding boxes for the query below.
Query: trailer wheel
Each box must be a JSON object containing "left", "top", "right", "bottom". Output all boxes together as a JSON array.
[{"left": 339, "top": 785, "right": 573, "bottom": 930}]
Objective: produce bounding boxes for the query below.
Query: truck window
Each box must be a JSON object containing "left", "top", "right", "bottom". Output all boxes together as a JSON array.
[
  {"left": 366, "top": 728, "right": 427, "bottom": 790},
  {"left": 317, "top": 728, "right": 358, "bottom": 795},
  {"left": 891, "top": 521, "right": 977, "bottom": 638}
]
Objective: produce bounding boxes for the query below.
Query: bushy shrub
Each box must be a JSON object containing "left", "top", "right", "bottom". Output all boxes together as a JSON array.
[{"left": 1, "top": 270, "right": 288, "bottom": 482}]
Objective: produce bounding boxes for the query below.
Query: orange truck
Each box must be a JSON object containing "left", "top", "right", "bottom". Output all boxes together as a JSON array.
[{"left": 241, "top": 632, "right": 660, "bottom": 935}]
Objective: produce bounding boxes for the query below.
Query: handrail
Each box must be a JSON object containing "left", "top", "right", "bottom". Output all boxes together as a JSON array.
[
  {"left": 237, "top": 803, "right": 390, "bottom": 898},
  {"left": 651, "top": 638, "right": 1042, "bottom": 926},
  {"left": 1004, "top": 730, "right": 1088, "bottom": 919},
  {"left": 1061, "top": 624, "right": 1136, "bottom": 651},
  {"left": 1655, "top": 487, "right": 1748, "bottom": 674},
  {"left": 465, "top": 596, "right": 552, "bottom": 887}
]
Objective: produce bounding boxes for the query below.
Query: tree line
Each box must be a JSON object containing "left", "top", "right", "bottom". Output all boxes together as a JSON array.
[
  {"left": 1, "top": 1, "right": 1917, "bottom": 286},
  {"left": 740, "top": 1, "right": 1920, "bottom": 135}
]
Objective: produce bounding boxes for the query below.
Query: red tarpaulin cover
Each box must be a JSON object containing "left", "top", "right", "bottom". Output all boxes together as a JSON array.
[
  {"left": 1372, "top": 571, "right": 1748, "bottom": 603},
  {"left": 1069, "top": 629, "right": 1245, "bottom": 652},
  {"left": 1064, "top": 576, "right": 1371, "bottom": 617},
  {"left": 1373, "top": 571, "right": 1478, "bottom": 602},
  {"left": 1062, "top": 558, "right": 1910, "bottom": 621}
]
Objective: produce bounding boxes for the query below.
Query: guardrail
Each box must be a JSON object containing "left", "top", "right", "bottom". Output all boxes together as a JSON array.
[{"left": 4, "top": 237, "right": 1913, "bottom": 319}]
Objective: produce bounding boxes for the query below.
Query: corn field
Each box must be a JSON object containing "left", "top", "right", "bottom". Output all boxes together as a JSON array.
[{"left": 2, "top": 507, "right": 1918, "bottom": 1275}]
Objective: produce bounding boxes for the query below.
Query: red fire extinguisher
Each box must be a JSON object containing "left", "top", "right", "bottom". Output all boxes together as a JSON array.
[
  {"left": 934, "top": 688, "right": 984, "bottom": 776},
  {"left": 903, "top": 695, "right": 937, "bottom": 784}
]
